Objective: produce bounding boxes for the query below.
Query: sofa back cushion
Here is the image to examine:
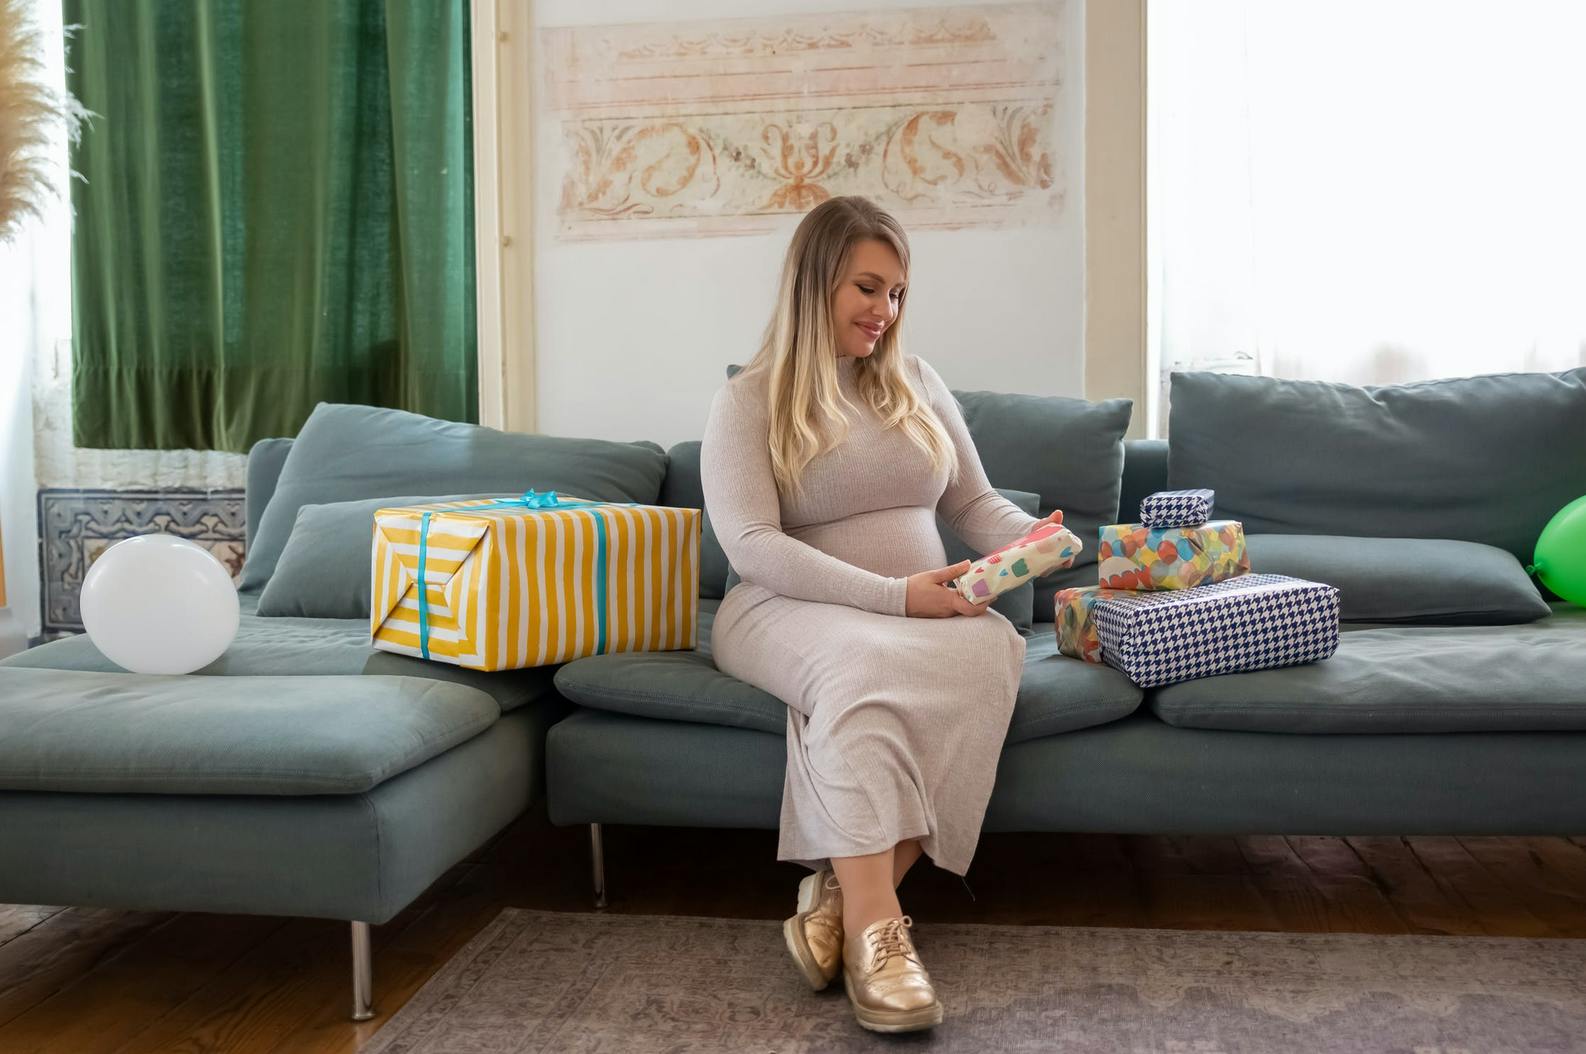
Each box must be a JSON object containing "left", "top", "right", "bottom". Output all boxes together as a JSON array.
[
  {"left": 254, "top": 494, "right": 516, "bottom": 618},
  {"left": 240, "top": 403, "right": 668, "bottom": 592},
  {"left": 1118, "top": 439, "right": 1169, "bottom": 523},
  {"left": 953, "top": 389, "right": 1133, "bottom": 620},
  {"left": 939, "top": 487, "right": 1042, "bottom": 631},
  {"left": 713, "top": 365, "right": 1133, "bottom": 621},
  {"left": 1242, "top": 534, "right": 1549, "bottom": 624},
  {"left": 659, "top": 441, "right": 730, "bottom": 599},
  {"left": 1167, "top": 369, "right": 1586, "bottom": 564},
  {"left": 669, "top": 436, "right": 1074, "bottom": 630},
  {"left": 245, "top": 437, "right": 295, "bottom": 551}
]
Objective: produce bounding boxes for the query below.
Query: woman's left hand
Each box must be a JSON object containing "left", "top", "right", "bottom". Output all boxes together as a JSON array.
[{"left": 1036, "top": 508, "right": 1064, "bottom": 529}]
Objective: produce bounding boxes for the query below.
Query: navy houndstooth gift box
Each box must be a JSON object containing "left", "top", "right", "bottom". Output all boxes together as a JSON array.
[
  {"left": 1091, "top": 573, "right": 1340, "bottom": 687},
  {"left": 1139, "top": 488, "right": 1216, "bottom": 528}
]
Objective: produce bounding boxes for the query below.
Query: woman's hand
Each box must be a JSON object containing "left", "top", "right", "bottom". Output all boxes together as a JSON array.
[
  {"left": 905, "top": 560, "right": 991, "bottom": 618},
  {"left": 1035, "top": 508, "right": 1064, "bottom": 529}
]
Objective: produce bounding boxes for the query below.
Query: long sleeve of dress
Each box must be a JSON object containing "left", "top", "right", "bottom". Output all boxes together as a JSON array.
[
  {"left": 701, "top": 381, "right": 911, "bottom": 617},
  {"left": 913, "top": 356, "right": 1045, "bottom": 556}
]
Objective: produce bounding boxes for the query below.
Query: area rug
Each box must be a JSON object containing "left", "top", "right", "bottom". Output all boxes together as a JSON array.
[{"left": 361, "top": 908, "right": 1586, "bottom": 1053}]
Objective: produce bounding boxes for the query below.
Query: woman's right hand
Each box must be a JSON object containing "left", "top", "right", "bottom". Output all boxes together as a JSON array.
[{"left": 904, "top": 560, "right": 990, "bottom": 618}]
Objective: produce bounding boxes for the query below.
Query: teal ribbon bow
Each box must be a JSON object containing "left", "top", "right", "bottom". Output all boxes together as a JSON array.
[{"left": 415, "top": 490, "right": 638, "bottom": 662}]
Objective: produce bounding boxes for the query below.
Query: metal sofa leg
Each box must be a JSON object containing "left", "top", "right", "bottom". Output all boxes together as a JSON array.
[
  {"left": 590, "top": 822, "right": 608, "bottom": 909},
  {"left": 351, "top": 920, "right": 374, "bottom": 1021}
]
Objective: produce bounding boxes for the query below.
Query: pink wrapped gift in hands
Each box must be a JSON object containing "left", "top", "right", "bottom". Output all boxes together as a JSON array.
[{"left": 954, "top": 522, "right": 1083, "bottom": 606}]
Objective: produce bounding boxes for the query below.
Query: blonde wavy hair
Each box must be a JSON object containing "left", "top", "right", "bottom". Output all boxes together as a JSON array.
[{"left": 735, "top": 196, "right": 958, "bottom": 499}]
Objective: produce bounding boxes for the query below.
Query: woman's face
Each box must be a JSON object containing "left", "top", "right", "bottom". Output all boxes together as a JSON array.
[{"left": 831, "top": 237, "right": 905, "bottom": 361}]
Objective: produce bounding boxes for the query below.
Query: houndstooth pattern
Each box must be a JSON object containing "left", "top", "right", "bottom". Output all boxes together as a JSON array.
[
  {"left": 1092, "top": 574, "right": 1339, "bottom": 688},
  {"left": 1139, "top": 488, "right": 1216, "bottom": 528}
]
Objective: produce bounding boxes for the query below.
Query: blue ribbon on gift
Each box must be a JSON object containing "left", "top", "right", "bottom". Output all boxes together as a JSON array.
[{"left": 415, "top": 490, "right": 638, "bottom": 661}]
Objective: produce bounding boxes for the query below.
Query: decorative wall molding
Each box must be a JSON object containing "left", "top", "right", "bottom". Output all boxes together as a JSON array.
[
  {"left": 541, "top": 2, "right": 1067, "bottom": 240},
  {"left": 38, "top": 489, "right": 245, "bottom": 634}
]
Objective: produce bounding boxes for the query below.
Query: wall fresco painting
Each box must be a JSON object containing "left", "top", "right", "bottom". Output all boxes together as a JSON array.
[{"left": 542, "top": 3, "right": 1067, "bottom": 239}]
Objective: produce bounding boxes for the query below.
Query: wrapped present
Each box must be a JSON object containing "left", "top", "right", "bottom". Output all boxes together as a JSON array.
[
  {"left": 1140, "top": 488, "right": 1216, "bottom": 528},
  {"left": 371, "top": 491, "right": 700, "bottom": 670},
  {"left": 1054, "top": 586, "right": 1135, "bottom": 663},
  {"left": 954, "top": 522, "right": 1082, "bottom": 605},
  {"left": 1097, "top": 520, "right": 1250, "bottom": 590},
  {"left": 1092, "top": 573, "right": 1340, "bottom": 687}
]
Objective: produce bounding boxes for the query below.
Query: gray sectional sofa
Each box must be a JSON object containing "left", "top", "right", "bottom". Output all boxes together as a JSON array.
[{"left": 3, "top": 368, "right": 1585, "bottom": 1020}]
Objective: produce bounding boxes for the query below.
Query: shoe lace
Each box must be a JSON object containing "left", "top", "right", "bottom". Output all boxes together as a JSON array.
[{"left": 870, "top": 915, "right": 917, "bottom": 970}]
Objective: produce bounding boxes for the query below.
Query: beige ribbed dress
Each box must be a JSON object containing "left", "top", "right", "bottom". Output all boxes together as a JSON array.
[{"left": 700, "top": 353, "right": 1041, "bottom": 876}]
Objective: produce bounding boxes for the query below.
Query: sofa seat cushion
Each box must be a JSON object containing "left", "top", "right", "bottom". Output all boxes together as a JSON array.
[
  {"left": 552, "top": 603, "right": 1144, "bottom": 742},
  {"left": 1, "top": 601, "right": 557, "bottom": 715},
  {"left": 0, "top": 668, "right": 500, "bottom": 795},
  {"left": 1150, "top": 604, "right": 1586, "bottom": 733},
  {"left": 1012, "top": 630, "right": 1145, "bottom": 740},
  {"left": 552, "top": 600, "right": 782, "bottom": 733}
]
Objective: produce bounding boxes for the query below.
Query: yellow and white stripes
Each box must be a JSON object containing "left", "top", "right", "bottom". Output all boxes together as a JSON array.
[{"left": 370, "top": 497, "right": 700, "bottom": 671}]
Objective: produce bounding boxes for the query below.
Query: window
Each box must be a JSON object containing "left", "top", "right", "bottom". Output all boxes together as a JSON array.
[{"left": 1148, "top": 1, "right": 1586, "bottom": 434}]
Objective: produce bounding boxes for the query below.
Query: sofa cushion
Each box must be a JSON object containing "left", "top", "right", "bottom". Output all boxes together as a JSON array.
[
  {"left": 0, "top": 708, "right": 553, "bottom": 923},
  {"left": 1119, "top": 439, "right": 1169, "bottom": 521},
  {"left": 939, "top": 487, "right": 1041, "bottom": 631},
  {"left": 1, "top": 600, "right": 557, "bottom": 715},
  {"left": 255, "top": 493, "right": 512, "bottom": 618},
  {"left": 553, "top": 602, "right": 785, "bottom": 733},
  {"left": 1150, "top": 604, "right": 1586, "bottom": 733},
  {"left": 671, "top": 437, "right": 1047, "bottom": 624},
  {"left": 1167, "top": 369, "right": 1586, "bottom": 565},
  {"left": 1244, "top": 534, "right": 1549, "bottom": 625},
  {"left": 552, "top": 602, "right": 1143, "bottom": 742},
  {"left": 1012, "top": 630, "right": 1145, "bottom": 740},
  {"left": 0, "top": 668, "right": 499, "bottom": 795},
  {"left": 659, "top": 441, "right": 729, "bottom": 600},
  {"left": 719, "top": 365, "right": 1133, "bottom": 621},
  {"left": 241, "top": 402, "right": 668, "bottom": 591},
  {"left": 245, "top": 436, "right": 294, "bottom": 551},
  {"left": 946, "top": 389, "right": 1133, "bottom": 622}
]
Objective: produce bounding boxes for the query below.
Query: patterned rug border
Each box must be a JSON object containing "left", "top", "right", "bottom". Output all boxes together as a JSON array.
[{"left": 361, "top": 907, "right": 1586, "bottom": 1054}]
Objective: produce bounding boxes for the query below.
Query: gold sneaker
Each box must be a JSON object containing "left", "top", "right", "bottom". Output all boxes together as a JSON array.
[
  {"left": 841, "top": 915, "right": 943, "bottom": 1033},
  {"left": 782, "top": 869, "right": 844, "bottom": 990}
]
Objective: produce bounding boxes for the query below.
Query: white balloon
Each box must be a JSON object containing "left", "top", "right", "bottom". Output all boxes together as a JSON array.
[{"left": 80, "top": 534, "right": 240, "bottom": 675}]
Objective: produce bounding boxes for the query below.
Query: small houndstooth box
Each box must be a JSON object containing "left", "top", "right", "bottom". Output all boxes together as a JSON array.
[
  {"left": 1139, "top": 488, "right": 1216, "bottom": 528},
  {"left": 1091, "top": 573, "right": 1340, "bottom": 688}
]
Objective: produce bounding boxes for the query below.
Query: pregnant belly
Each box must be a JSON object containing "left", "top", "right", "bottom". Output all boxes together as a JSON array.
[{"left": 785, "top": 506, "right": 948, "bottom": 579}]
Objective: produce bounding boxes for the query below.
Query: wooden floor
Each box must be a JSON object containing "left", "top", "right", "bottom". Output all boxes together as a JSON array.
[{"left": 4, "top": 808, "right": 1586, "bottom": 1053}]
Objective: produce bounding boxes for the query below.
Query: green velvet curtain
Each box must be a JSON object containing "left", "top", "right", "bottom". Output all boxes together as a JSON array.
[{"left": 65, "top": 0, "right": 477, "bottom": 452}]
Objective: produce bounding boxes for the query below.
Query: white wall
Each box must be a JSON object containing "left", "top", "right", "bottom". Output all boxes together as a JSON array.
[
  {"left": 526, "top": 0, "right": 1087, "bottom": 450},
  {"left": 0, "top": 222, "right": 46, "bottom": 640},
  {"left": 1148, "top": 0, "right": 1586, "bottom": 413},
  {"left": 0, "top": 0, "right": 71, "bottom": 641}
]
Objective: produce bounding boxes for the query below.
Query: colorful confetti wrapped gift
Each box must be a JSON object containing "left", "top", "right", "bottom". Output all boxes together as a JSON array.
[
  {"left": 1054, "top": 586, "right": 1135, "bottom": 663},
  {"left": 1139, "top": 488, "right": 1216, "bottom": 528},
  {"left": 954, "top": 522, "right": 1082, "bottom": 605},
  {"left": 1097, "top": 520, "right": 1250, "bottom": 591},
  {"left": 371, "top": 491, "right": 701, "bottom": 671},
  {"left": 1091, "top": 573, "right": 1340, "bottom": 687}
]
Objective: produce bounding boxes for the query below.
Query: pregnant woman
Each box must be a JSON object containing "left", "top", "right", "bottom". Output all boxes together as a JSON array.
[{"left": 701, "top": 195, "right": 1062, "bottom": 1032}]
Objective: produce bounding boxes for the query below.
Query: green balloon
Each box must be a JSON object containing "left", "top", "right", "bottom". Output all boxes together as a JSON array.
[{"left": 1534, "top": 495, "right": 1586, "bottom": 607}]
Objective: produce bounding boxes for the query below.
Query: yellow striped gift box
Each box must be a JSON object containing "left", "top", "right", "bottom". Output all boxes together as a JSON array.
[{"left": 370, "top": 495, "right": 700, "bottom": 671}]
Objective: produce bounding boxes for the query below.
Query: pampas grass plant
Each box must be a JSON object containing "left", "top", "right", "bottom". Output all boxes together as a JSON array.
[{"left": 0, "top": 0, "right": 84, "bottom": 244}]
